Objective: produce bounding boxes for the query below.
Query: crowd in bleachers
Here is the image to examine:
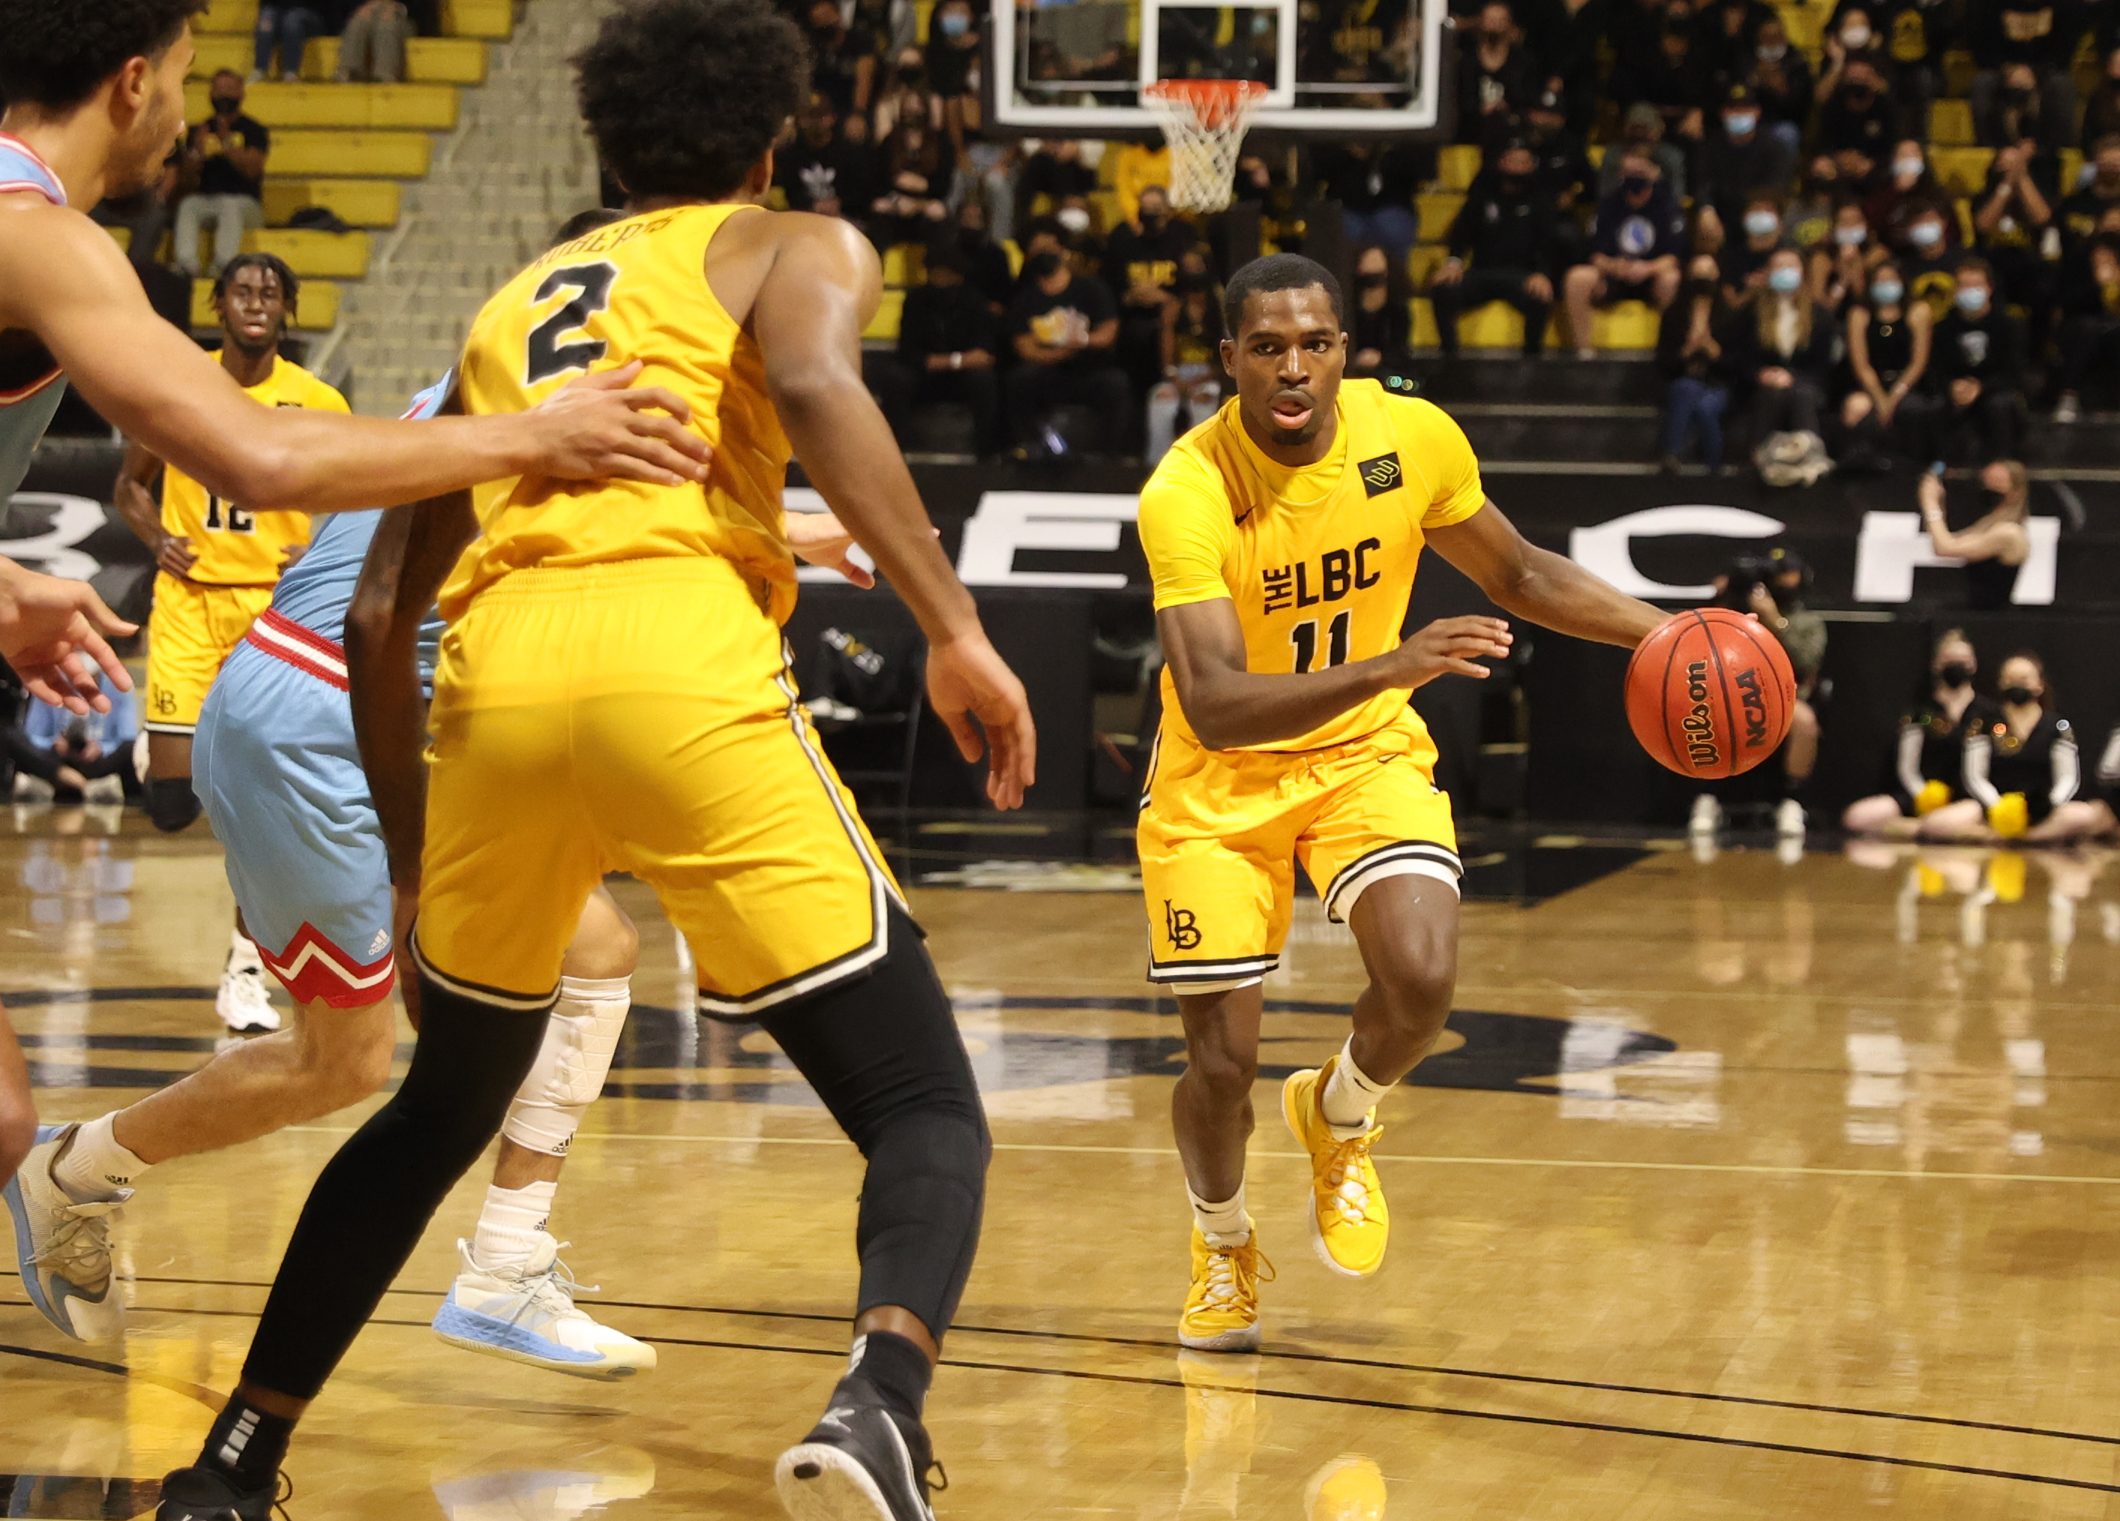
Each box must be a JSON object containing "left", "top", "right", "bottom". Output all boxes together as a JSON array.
[{"left": 788, "top": 0, "right": 2120, "bottom": 472}]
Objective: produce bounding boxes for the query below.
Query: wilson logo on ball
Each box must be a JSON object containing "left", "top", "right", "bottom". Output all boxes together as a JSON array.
[{"left": 1625, "top": 609, "right": 1797, "bottom": 781}]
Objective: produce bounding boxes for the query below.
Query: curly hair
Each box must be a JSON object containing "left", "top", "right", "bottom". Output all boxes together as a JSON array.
[
  {"left": 212, "top": 252, "right": 300, "bottom": 329},
  {"left": 0, "top": 0, "right": 206, "bottom": 113},
  {"left": 574, "top": 0, "right": 809, "bottom": 202}
]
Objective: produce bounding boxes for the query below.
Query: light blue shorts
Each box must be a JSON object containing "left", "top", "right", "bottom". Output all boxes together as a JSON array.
[{"left": 193, "top": 614, "right": 397, "bottom": 1008}]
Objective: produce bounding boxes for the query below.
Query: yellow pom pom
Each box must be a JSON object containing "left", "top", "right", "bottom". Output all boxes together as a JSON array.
[
  {"left": 1989, "top": 792, "right": 2030, "bottom": 840},
  {"left": 1913, "top": 779, "right": 1951, "bottom": 817},
  {"left": 1987, "top": 850, "right": 2028, "bottom": 904}
]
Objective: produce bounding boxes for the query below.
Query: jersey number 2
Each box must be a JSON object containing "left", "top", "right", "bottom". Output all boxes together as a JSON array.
[
  {"left": 1291, "top": 609, "right": 1351, "bottom": 674},
  {"left": 524, "top": 262, "right": 619, "bottom": 383}
]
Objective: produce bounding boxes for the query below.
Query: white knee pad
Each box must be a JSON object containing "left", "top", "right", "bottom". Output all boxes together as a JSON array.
[{"left": 501, "top": 975, "right": 631, "bottom": 1155}]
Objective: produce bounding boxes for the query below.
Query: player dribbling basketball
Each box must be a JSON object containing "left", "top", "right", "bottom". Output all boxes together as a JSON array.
[{"left": 1134, "top": 254, "right": 1664, "bottom": 1351}]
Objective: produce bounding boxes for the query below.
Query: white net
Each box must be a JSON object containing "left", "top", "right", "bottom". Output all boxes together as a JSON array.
[{"left": 1142, "top": 80, "right": 1266, "bottom": 214}]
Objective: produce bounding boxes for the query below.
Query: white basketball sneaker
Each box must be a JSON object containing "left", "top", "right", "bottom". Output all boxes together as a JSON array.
[
  {"left": 432, "top": 1235, "right": 656, "bottom": 1380},
  {"left": 3, "top": 1124, "right": 128, "bottom": 1343},
  {"left": 216, "top": 963, "right": 280, "bottom": 1033}
]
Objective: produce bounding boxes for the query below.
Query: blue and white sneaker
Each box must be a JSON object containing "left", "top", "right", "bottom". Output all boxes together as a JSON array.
[
  {"left": 431, "top": 1234, "right": 655, "bottom": 1380},
  {"left": 4, "top": 1124, "right": 128, "bottom": 1343}
]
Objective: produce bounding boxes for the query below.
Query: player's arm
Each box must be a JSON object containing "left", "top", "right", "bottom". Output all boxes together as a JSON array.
[
  {"left": 4, "top": 210, "right": 709, "bottom": 512},
  {"left": 751, "top": 214, "right": 1034, "bottom": 808},
  {"left": 1425, "top": 500, "right": 1665, "bottom": 648},
  {"left": 1158, "top": 597, "right": 1511, "bottom": 751},
  {"left": 112, "top": 440, "right": 197, "bottom": 579}
]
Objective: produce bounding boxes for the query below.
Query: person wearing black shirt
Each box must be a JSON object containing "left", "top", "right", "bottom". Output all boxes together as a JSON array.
[
  {"left": 1630, "top": 6, "right": 1711, "bottom": 142},
  {"left": 1746, "top": 15, "right": 1814, "bottom": 155},
  {"left": 1457, "top": 1, "right": 1538, "bottom": 145},
  {"left": 1656, "top": 268, "right": 1733, "bottom": 468},
  {"left": 1310, "top": 142, "right": 1430, "bottom": 259},
  {"left": 1523, "top": 0, "right": 1606, "bottom": 120},
  {"left": 1730, "top": 246, "right": 1836, "bottom": 444},
  {"left": 1347, "top": 244, "right": 1417, "bottom": 383},
  {"left": 896, "top": 248, "right": 1003, "bottom": 456},
  {"left": 2058, "top": 135, "right": 2120, "bottom": 253},
  {"left": 1968, "top": 0, "right": 2087, "bottom": 150},
  {"left": 1924, "top": 650, "right": 2114, "bottom": 844},
  {"left": 1816, "top": 54, "right": 1900, "bottom": 181},
  {"left": 1928, "top": 259, "right": 2026, "bottom": 462},
  {"left": 1971, "top": 138, "right": 2060, "bottom": 354},
  {"left": 2052, "top": 233, "right": 2120, "bottom": 422},
  {"left": 1838, "top": 260, "right": 1939, "bottom": 462},
  {"left": 1564, "top": 146, "right": 1688, "bottom": 356},
  {"left": 1014, "top": 141, "right": 1098, "bottom": 235},
  {"left": 1104, "top": 186, "right": 1195, "bottom": 398},
  {"left": 1431, "top": 140, "right": 1557, "bottom": 357},
  {"left": 803, "top": 0, "right": 880, "bottom": 118},
  {"left": 1522, "top": 88, "right": 1599, "bottom": 227},
  {"left": 1918, "top": 460, "right": 2031, "bottom": 609},
  {"left": 775, "top": 94, "right": 876, "bottom": 219},
  {"left": 1842, "top": 629, "right": 2000, "bottom": 834},
  {"left": 1693, "top": 0, "right": 1777, "bottom": 100},
  {"left": 948, "top": 199, "right": 1015, "bottom": 314},
  {"left": 173, "top": 71, "right": 270, "bottom": 279},
  {"left": 1695, "top": 84, "right": 1796, "bottom": 243},
  {"left": 2082, "top": 47, "right": 2120, "bottom": 149},
  {"left": 1005, "top": 251, "right": 1129, "bottom": 451}
]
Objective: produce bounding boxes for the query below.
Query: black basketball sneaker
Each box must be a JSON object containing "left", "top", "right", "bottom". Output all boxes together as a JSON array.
[
  {"left": 153, "top": 1465, "right": 284, "bottom": 1521},
  {"left": 773, "top": 1389, "right": 941, "bottom": 1521}
]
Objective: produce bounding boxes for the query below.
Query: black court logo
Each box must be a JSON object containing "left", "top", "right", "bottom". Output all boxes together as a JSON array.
[
  {"left": 1359, "top": 453, "right": 1402, "bottom": 498},
  {"left": 1164, "top": 900, "right": 1201, "bottom": 951}
]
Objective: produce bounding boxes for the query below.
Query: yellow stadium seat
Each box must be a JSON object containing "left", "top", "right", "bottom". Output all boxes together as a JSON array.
[
  {"left": 197, "top": 0, "right": 258, "bottom": 32},
  {"left": 880, "top": 244, "right": 928, "bottom": 287},
  {"left": 1929, "top": 99, "right": 1974, "bottom": 147},
  {"left": 268, "top": 130, "right": 432, "bottom": 178},
  {"left": 1407, "top": 245, "right": 1449, "bottom": 286},
  {"left": 259, "top": 178, "right": 402, "bottom": 228},
  {"left": 192, "top": 277, "right": 341, "bottom": 332},
  {"left": 1943, "top": 50, "right": 1976, "bottom": 96},
  {"left": 1409, "top": 298, "right": 1439, "bottom": 349},
  {"left": 1434, "top": 145, "right": 1482, "bottom": 194},
  {"left": 1775, "top": 2, "right": 1823, "bottom": 54},
  {"left": 442, "top": 0, "right": 514, "bottom": 40},
  {"left": 1415, "top": 193, "right": 1464, "bottom": 237},
  {"left": 184, "top": 80, "right": 459, "bottom": 131},
  {"left": 1929, "top": 147, "right": 1993, "bottom": 193},
  {"left": 248, "top": 228, "right": 373, "bottom": 279},
  {"left": 862, "top": 287, "right": 905, "bottom": 342},
  {"left": 191, "top": 36, "right": 489, "bottom": 84},
  {"left": 1587, "top": 301, "right": 1660, "bottom": 352}
]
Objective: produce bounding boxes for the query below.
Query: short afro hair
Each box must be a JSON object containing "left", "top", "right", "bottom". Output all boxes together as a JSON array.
[
  {"left": 575, "top": 0, "right": 809, "bottom": 202},
  {"left": 212, "top": 252, "right": 300, "bottom": 326},
  {"left": 0, "top": 0, "right": 205, "bottom": 114},
  {"left": 1222, "top": 253, "right": 1345, "bottom": 339}
]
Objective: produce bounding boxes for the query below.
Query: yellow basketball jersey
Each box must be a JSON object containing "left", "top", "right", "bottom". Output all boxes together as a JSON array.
[
  {"left": 159, "top": 355, "right": 340, "bottom": 585},
  {"left": 1137, "top": 379, "right": 1488, "bottom": 753},
  {"left": 443, "top": 203, "right": 794, "bottom": 624}
]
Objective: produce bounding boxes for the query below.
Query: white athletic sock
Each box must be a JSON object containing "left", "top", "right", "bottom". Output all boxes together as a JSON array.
[
  {"left": 1320, "top": 1038, "right": 1391, "bottom": 1134},
  {"left": 225, "top": 928, "right": 264, "bottom": 975},
  {"left": 1187, "top": 1183, "right": 1249, "bottom": 1248},
  {"left": 470, "top": 1179, "right": 557, "bottom": 1273},
  {"left": 53, "top": 1112, "right": 149, "bottom": 1201}
]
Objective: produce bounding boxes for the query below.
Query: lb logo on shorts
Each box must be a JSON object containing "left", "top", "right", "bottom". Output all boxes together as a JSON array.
[
  {"left": 1358, "top": 453, "right": 1402, "bottom": 498},
  {"left": 1164, "top": 900, "right": 1202, "bottom": 951}
]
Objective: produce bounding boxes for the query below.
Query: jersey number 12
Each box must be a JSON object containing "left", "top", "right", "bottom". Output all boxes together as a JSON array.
[
  {"left": 1291, "top": 609, "right": 1351, "bottom": 673},
  {"left": 524, "top": 262, "right": 619, "bottom": 383}
]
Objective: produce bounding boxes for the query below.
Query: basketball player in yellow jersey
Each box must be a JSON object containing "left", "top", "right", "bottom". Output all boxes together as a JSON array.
[
  {"left": 157, "top": 5, "right": 1035, "bottom": 1521},
  {"left": 1138, "top": 254, "right": 1666, "bottom": 1353}
]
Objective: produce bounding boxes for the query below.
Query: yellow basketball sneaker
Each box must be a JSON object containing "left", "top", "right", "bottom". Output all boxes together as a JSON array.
[
  {"left": 1282, "top": 1061, "right": 1389, "bottom": 1278},
  {"left": 1179, "top": 1222, "right": 1274, "bottom": 1352}
]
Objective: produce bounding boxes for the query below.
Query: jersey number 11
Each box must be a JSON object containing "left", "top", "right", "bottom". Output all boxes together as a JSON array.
[{"left": 1291, "top": 610, "right": 1351, "bottom": 673}]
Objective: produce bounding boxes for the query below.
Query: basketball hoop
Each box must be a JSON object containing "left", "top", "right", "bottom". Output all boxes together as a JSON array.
[{"left": 1142, "top": 79, "right": 1267, "bottom": 214}]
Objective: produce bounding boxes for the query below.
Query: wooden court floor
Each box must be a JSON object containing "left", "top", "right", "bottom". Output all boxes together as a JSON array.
[{"left": 2, "top": 812, "right": 2117, "bottom": 1519}]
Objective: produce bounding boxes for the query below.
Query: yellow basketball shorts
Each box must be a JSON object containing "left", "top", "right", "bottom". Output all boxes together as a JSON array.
[
  {"left": 412, "top": 558, "right": 906, "bottom": 1017},
  {"left": 144, "top": 575, "right": 275, "bottom": 733},
  {"left": 1136, "top": 714, "right": 1460, "bottom": 989}
]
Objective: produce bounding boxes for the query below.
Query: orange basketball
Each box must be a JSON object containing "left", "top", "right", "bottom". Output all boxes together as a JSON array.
[{"left": 1625, "top": 609, "right": 1797, "bottom": 779}]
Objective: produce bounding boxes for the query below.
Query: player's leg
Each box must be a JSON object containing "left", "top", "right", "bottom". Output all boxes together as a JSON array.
[
  {"left": 0, "top": 1008, "right": 32, "bottom": 1187},
  {"left": 2025, "top": 799, "right": 2112, "bottom": 845},
  {"left": 435, "top": 886, "right": 654, "bottom": 1379},
  {"left": 1778, "top": 698, "right": 1820, "bottom": 840}
]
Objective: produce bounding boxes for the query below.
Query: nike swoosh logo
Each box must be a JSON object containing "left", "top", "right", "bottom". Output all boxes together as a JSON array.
[{"left": 1233, "top": 509, "right": 1254, "bottom": 526}]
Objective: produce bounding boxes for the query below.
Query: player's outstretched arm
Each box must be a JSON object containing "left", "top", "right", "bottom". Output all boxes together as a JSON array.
[
  {"left": 8, "top": 211, "right": 710, "bottom": 513},
  {"left": 752, "top": 216, "right": 1035, "bottom": 809},
  {"left": 1426, "top": 499, "right": 1664, "bottom": 648},
  {"left": 1159, "top": 597, "right": 1513, "bottom": 751}
]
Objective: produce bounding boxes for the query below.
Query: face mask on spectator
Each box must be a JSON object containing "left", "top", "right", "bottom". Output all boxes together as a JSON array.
[
  {"left": 1908, "top": 219, "right": 1942, "bottom": 248},
  {"left": 1744, "top": 209, "right": 1779, "bottom": 237},
  {"left": 940, "top": 10, "right": 970, "bottom": 36},
  {"left": 1622, "top": 174, "right": 1652, "bottom": 195},
  {"left": 211, "top": 93, "right": 241, "bottom": 114},
  {"left": 1757, "top": 42, "right": 1786, "bottom": 61},
  {"left": 1057, "top": 205, "right": 1091, "bottom": 234},
  {"left": 1841, "top": 23, "right": 1871, "bottom": 47},
  {"left": 1767, "top": 266, "right": 1802, "bottom": 294},
  {"left": 1893, "top": 155, "right": 1923, "bottom": 183},
  {"left": 1870, "top": 278, "right": 1904, "bottom": 304},
  {"left": 2000, "top": 683, "right": 2038, "bottom": 705},
  {"left": 1725, "top": 110, "right": 1758, "bottom": 135},
  {"left": 1835, "top": 223, "right": 1868, "bottom": 246},
  {"left": 1955, "top": 285, "right": 1989, "bottom": 314},
  {"left": 1937, "top": 662, "right": 1974, "bottom": 688},
  {"left": 1356, "top": 272, "right": 1388, "bottom": 290}
]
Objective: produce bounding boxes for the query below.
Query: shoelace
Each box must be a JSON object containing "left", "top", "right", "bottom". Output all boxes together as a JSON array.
[
  {"left": 272, "top": 1470, "right": 295, "bottom": 1521},
  {"left": 925, "top": 1460, "right": 950, "bottom": 1496},
  {"left": 1321, "top": 1123, "right": 1384, "bottom": 1229},
  {"left": 32, "top": 1205, "right": 115, "bottom": 1284},
  {"left": 508, "top": 1245, "right": 600, "bottom": 1328},
  {"left": 1199, "top": 1240, "right": 1277, "bottom": 1311}
]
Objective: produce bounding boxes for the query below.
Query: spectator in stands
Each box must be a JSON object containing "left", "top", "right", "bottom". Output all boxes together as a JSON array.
[
  {"left": 1838, "top": 259, "right": 1937, "bottom": 465},
  {"left": 2052, "top": 229, "right": 2120, "bottom": 422},
  {"left": 895, "top": 245, "right": 1001, "bottom": 456},
  {"left": 1973, "top": 137, "right": 2059, "bottom": 355},
  {"left": 775, "top": 95, "right": 874, "bottom": 221},
  {"left": 874, "top": 46, "right": 945, "bottom": 142},
  {"left": 926, "top": 0, "right": 989, "bottom": 176},
  {"left": 1607, "top": 0, "right": 1672, "bottom": 105},
  {"left": 337, "top": 0, "right": 412, "bottom": 84},
  {"left": 1457, "top": 1, "right": 1537, "bottom": 146},
  {"left": 1898, "top": 201, "right": 1963, "bottom": 315},
  {"left": 1148, "top": 271, "right": 1225, "bottom": 462},
  {"left": 1695, "top": 0, "right": 1777, "bottom": 96},
  {"left": 91, "top": 148, "right": 180, "bottom": 277},
  {"left": 1976, "top": 59, "right": 2059, "bottom": 148},
  {"left": 1005, "top": 250, "right": 1128, "bottom": 452},
  {"left": 1600, "top": 104, "right": 1689, "bottom": 202},
  {"left": 1746, "top": 16, "right": 1815, "bottom": 156},
  {"left": 1524, "top": 0, "right": 1603, "bottom": 125},
  {"left": 1816, "top": 200, "right": 1886, "bottom": 307},
  {"left": 2060, "top": 135, "right": 2120, "bottom": 252},
  {"left": 1783, "top": 156, "right": 1847, "bottom": 256},
  {"left": 1968, "top": 0, "right": 2085, "bottom": 155},
  {"left": 1565, "top": 144, "right": 1687, "bottom": 357},
  {"left": 855, "top": 0, "right": 916, "bottom": 58},
  {"left": 1522, "top": 86, "right": 1599, "bottom": 229},
  {"left": 1870, "top": 141, "right": 1957, "bottom": 257},
  {"left": 1713, "top": 189, "right": 1789, "bottom": 312},
  {"left": 805, "top": 0, "right": 881, "bottom": 119},
  {"left": 173, "top": 73, "right": 270, "bottom": 280},
  {"left": 1696, "top": 84, "right": 1797, "bottom": 245},
  {"left": 868, "top": 121, "right": 951, "bottom": 248},
  {"left": 949, "top": 199, "right": 1015, "bottom": 313},
  {"left": 2082, "top": 48, "right": 2120, "bottom": 149},
  {"left": 1930, "top": 259, "right": 2026, "bottom": 461},
  {"left": 1312, "top": 142, "right": 1428, "bottom": 262},
  {"left": 1917, "top": 461, "right": 2030, "bottom": 608},
  {"left": 1109, "top": 142, "right": 1175, "bottom": 226},
  {"left": 1630, "top": 4, "right": 1711, "bottom": 145},
  {"left": 5, "top": 676, "right": 139, "bottom": 807},
  {"left": 1432, "top": 138, "right": 1557, "bottom": 358},
  {"left": 254, "top": 1, "right": 323, "bottom": 82},
  {"left": 1816, "top": 50, "right": 1900, "bottom": 184},
  {"left": 1015, "top": 140, "right": 1096, "bottom": 234},
  {"left": 1106, "top": 184, "right": 1192, "bottom": 402},
  {"left": 1922, "top": 650, "right": 2115, "bottom": 844},
  {"left": 1840, "top": 0, "right": 1954, "bottom": 125},
  {"left": 1734, "top": 248, "right": 1834, "bottom": 464},
  {"left": 1656, "top": 267, "right": 1732, "bottom": 469},
  {"left": 1348, "top": 244, "right": 1418, "bottom": 382},
  {"left": 1842, "top": 629, "right": 1996, "bottom": 837}
]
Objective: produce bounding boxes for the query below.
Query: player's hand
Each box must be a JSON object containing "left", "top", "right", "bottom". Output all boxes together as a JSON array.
[
  {"left": 784, "top": 510, "right": 918, "bottom": 589},
  {"left": 157, "top": 534, "right": 198, "bottom": 578},
  {"left": 1918, "top": 471, "right": 1946, "bottom": 513},
  {"left": 926, "top": 630, "right": 1037, "bottom": 810},
  {"left": 527, "top": 362, "right": 714, "bottom": 488},
  {"left": 1389, "top": 615, "right": 1512, "bottom": 689},
  {"left": 0, "top": 561, "right": 137, "bottom": 715}
]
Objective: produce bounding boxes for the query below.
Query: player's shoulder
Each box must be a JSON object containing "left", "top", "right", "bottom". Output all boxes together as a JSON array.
[
  {"left": 277, "top": 357, "right": 349, "bottom": 410},
  {"left": 1143, "top": 407, "right": 1238, "bottom": 506}
]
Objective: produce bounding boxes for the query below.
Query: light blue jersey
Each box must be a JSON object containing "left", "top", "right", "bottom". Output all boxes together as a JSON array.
[{"left": 0, "top": 134, "right": 70, "bottom": 502}]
